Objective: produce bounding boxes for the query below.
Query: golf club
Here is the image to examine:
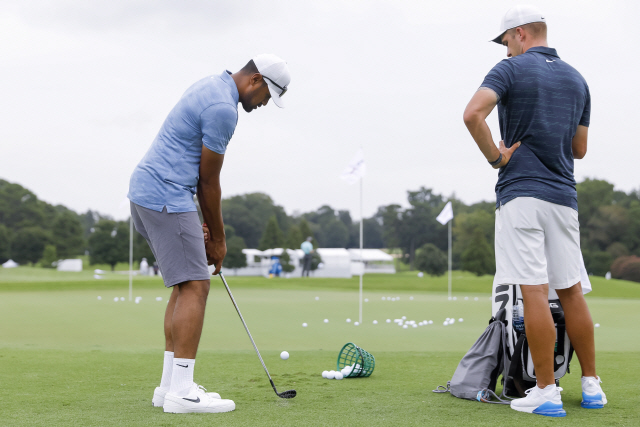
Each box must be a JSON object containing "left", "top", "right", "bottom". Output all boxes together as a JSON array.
[{"left": 218, "top": 271, "right": 297, "bottom": 399}]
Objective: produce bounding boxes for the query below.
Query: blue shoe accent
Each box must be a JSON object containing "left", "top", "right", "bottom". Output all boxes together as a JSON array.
[
  {"left": 532, "top": 401, "right": 567, "bottom": 417},
  {"left": 581, "top": 392, "right": 604, "bottom": 409}
]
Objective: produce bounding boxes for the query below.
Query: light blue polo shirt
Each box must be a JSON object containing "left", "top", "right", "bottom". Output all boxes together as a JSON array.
[{"left": 128, "top": 71, "right": 239, "bottom": 213}]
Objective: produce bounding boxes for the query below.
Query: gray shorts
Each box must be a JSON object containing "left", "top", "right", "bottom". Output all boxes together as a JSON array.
[{"left": 130, "top": 202, "right": 210, "bottom": 287}]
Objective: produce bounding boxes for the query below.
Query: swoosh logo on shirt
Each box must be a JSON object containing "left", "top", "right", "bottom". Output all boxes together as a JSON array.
[
  {"left": 183, "top": 397, "right": 200, "bottom": 403},
  {"left": 546, "top": 60, "right": 555, "bottom": 63},
  {"left": 176, "top": 364, "right": 188, "bottom": 368}
]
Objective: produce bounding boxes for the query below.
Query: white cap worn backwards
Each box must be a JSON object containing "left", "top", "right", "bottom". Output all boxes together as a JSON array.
[
  {"left": 252, "top": 54, "right": 291, "bottom": 108},
  {"left": 491, "top": 5, "right": 546, "bottom": 44}
]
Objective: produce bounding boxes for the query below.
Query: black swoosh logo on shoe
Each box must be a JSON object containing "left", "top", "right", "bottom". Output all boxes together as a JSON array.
[
  {"left": 176, "top": 364, "right": 188, "bottom": 368},
  {"left": 183, "top": 397, "right": 200, "bottom": 403}
]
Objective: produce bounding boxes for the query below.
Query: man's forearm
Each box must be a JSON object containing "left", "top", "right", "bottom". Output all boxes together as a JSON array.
[
  {"left": 197, "top": 182, "right": 224, "bottom": 241},
  {"left": 465, "top": 115, "right": 501, "bottom": 162}
]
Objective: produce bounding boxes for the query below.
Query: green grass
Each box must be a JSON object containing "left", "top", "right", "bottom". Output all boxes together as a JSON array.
[{"left": 1, "top": 268, "right": 638, "bottom": 425}]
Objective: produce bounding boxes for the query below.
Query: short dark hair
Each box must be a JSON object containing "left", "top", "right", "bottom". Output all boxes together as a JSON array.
[
  {"left": 522, "top": 22, "right": 547, "bottom": 38},
  {"left": 239, "top": 59, "right": 259, "bottom": 75}
]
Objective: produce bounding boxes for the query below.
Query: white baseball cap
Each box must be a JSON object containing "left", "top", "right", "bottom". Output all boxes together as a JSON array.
[
  {"left": 491, "top": 5, "right": 546, "bottom": 44},
  {"left": 252, "top": 54, "right": 290, "bottom": 108}
]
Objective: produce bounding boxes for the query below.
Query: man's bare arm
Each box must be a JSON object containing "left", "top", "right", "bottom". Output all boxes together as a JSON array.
[
  {"left": 197, "top": 146, "right": 225, "bottom": 275},
  {"left": 463, "top": 88, "right": 520, "bottom": 168},
  {"left": 572, "top": 125, "right": 588, "bottom": 159}
]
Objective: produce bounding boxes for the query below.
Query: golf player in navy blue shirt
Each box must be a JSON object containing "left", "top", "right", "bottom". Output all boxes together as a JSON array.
[
  {"left": 463, "top": 5, "right": 606, "bottom": 417},
  {"left": 128, "top": 54, "right": 291, "bottom": 414}
]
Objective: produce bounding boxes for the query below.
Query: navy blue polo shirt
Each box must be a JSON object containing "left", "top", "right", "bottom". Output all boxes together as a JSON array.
[{"left": 480, "top": 47, "right": 590, "bottom": 211}]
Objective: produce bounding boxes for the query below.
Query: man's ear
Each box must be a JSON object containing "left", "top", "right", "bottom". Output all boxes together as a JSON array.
[{"left": 249, "top": 73, "right": 263, "bottom": 87}]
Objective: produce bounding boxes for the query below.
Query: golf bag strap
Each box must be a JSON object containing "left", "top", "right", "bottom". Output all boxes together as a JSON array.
[
  {"left": 507, "top": 334, "right": 526, "bottom": 381},
  {"left": 477, "top": 388, "right": 513, "bottom": 405},
  {"left": 432, "top": 382, "right": 451, "bottom": 393}
]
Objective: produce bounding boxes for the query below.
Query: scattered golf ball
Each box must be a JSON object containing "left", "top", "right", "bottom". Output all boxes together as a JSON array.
[
  {"left": 156, "top": 297, "right": 162, "bottom": 301},
  {"left": 459, "top": 318, "right": 464, "bottom": 322},
  {"left": 113, "top": 297, "right": 118, "bottom": 302},
  {"left": 448, "top": 297, "right": 452, "bottom": 300},
  {"left": 449, "top": 319, "right": 455, "bottom": 324},
  {"left": 280, "top": 351, "right": 289, "bottom": 360},
  {"left": 97, "top": 296, "right": 102, "bottom": 300},
  {"left": 443, "top": 321, "right": 448, "bottom": 326},
  {"left": 419, "top": 322, "right": 424, "bottom": 326},
  {"left": 334, "top": 372, "right": 344, "bottom": 380},
  {"left": 135, "top": 300, "right": 140, "bottom": 304},
  {"left": 346, "top": 318, "right": 351, "bottom": 323},
  {"left": 315, "top": 296, "right": 319, "bottom": 300},
  {"left": 595, "top": 323, "right": 600, "bottom": 328},
  {"left": 120, "top": 297, "right": 125, "bottom": 301},
  {"left": 386, "top": 319, "right": 391, "bottom": 323},
  {"left": 453, "top": 297, "right": 457, "bottom": 301},
  {"left": 354, "top": 321, "right": 359, "bottom": 326},
  {"left": 373, "top": 320, "right": 378, "bottom": 324},
  {"left": 324, "top": 319, "right": 329, "bottom": 323},
  {"left": 464, "top": 297, "right": 469, "bottom": 300},
  {"left": 418, "top": 272, "right": 424, "bottom": 277},
  {"left": 302, "top": 323, "right": 308, "bottom": 327},
  {"left": 474, "top": 297, "right": 479, "bottom": 301},
  {"left": 403, "top": 324, "right": 408, "bottom": 329},
  {"left": 326, "top": 371, "right": 336, "bottom": 379},
  {"left": 429, "top": 320, "right": 433, "bottom": 324},
  {"left": 322, "top": 371, "right": 329, "bottom": 378},
  {"left": 402, "top": 316, "right": 406, "bottom": 320},
  {"left": 410, "top": 296, "right": 414, "bottom": 300},
  {"left": 364, "top": 298, "right": 368, "bottom": 302},
  {"left": 381, "top": 297, "right": 386, "bottom": 300}
]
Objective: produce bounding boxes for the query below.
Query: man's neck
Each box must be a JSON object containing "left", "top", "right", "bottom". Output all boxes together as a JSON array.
[{"left": 523, "top": 39, "right": 548, "bottom": 54}]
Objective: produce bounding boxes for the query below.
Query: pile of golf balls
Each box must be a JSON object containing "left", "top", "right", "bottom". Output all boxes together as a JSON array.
[{"left": 322, "top": 364, "right": 360, "bottom": 380}]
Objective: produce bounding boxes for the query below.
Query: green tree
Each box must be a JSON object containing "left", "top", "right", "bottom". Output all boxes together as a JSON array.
[
  {"left": 259, "top": 215, "right": 284, "bottom": 250},
  {"left": 88, "top": 220, "right": 129, "bottom": 271},
  {"left": 323, "top": 220, "right": 349, "bottom": 247},
  {"left": 0, "top": 224, "right": 10, "bottom": 263},
  {"left": 280, "top": 249, "right": 295, "bottom": 273},
  {"left": 414, "top": 243, "right": 447, "bottom": 276},
  {"left": 11, "top": 227, "right": 52, "bottom": 264},
  {"left": 52, "top": 211, "right": 85, "bottom": 258},
  {"left": 462, "top": 228, "right": 495, "bottom": 276},
  {"left": 40, "top": 244, "right": 58, "bottom": 268},
  {"left": 298, "top": 219, "right": 315, "bottom": 246},
  {"left": 285, "top": 225, "right": 303, "bottom": 250},
  {"left": 583, "top": 250, "right": 614, "bottom": 276},
  {"left": 453, "top": 210, "right": 494, "bottom": 270},
  {"left": 224, "top": 225, "right": 247, "bottom": 272}
]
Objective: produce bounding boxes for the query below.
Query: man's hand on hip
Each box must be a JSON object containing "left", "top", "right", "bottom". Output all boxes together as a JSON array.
[{"left": 494, "top": 140, "right": 522, "bottom": 169}]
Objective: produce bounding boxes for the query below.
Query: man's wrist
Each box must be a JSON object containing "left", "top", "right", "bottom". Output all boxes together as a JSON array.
[{"left": 488, "top": 153, "right": 503, "bottom": 167}]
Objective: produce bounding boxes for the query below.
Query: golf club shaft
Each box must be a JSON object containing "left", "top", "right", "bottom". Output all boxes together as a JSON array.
[{"left": 218, "top": 272, "right": 273, "bottom": 383}]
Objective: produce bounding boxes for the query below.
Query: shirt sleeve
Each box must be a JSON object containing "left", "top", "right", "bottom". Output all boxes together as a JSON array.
[
  {"left": 200, "top": 103, "right": 238, "bottom": 154},
  {"left": 480, "top": 60, "right": 514, "bottom": 102},
  {"left": 579, "top": 84, "right": 591, "bottom": 127}
]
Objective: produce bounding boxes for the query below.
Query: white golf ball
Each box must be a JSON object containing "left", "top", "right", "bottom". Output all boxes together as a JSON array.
[
  {"left": 419, "top": 322, "right": 424, "bottom": 326},
  {"left": 418, "top": 272, "right": 424, "bottom": 277},
  {"left": 595, "top": 323, "right": 600, "bottom": 327},
  {"left": 386, "top": 319, "right": 391, "bottom": 323},
  {"left": 302, "top": 323, "right": 308, "bottom": 327},
  {"left": 429, "top": 320, "right": 433, "bottom": 324},
  {"left": 403, "top": 324, "right": 408, "bottom": 329},
  {"left": 448, "top": 297, "right": 452, "bottom": 300},
  {"left": 412, "top": 324, "right": 418, "bottom": 328},
  {"left": 315, "top": 296, "right": 319, "bottom": 301},
  {"left": 156, "top": 297, "right": 162, "bottom": 301},
  {"left": 280, "top": 351, "right": 289, "bottom": 360},
  {"left": 346, "top": 318, "right": 351, "bottom": 323},
  {"left": 326, "top": 370, "right": 335, "bottom": 379},
  {"left": 402, "top": 316, "right": 406, "bottom": 320},
  {"left": 449, "top": 319, "right": 455, "bottom": 324},
  {"left": 459, "top": 318, "right": 464, "bottom": 322},
  {"left": 364, "top": 298, "right": 369, "bottom": 302},
  {"left": 474, "top": 297, "right": 479, "bottom": 301},
  {"left": 135, "top": 300, "right": 140, "bottom": 304},
  {"left": 97, "top": 296, "right": 102, "bottom": 300},
  {"left": 443, "top": 321, "right": 448, "bottom": 326},
  {"left": 391, "top": 298, "right": 395, "bottom": 301},
  {"left": 373, "top": 320, "right": 378, "bottom": 324},
  {"left": 324, "top": 319, "right": 329, "bottom": 323},
  {"left": 113, "top": 297, "right": 118, "bottom": 302},
  {"left": 322, "top": 370, "right": 329, "bottom": 378},
  {"left": 334, "top": 372, "right": 344, "bottom": 380},
  {"left": 354, "top": 321, "right": 359, "bottom": 326},
  {"left": 381, "top": 297, "right": 386, "bottom": 300},
  {"left": 120, "top": 297, "right": 125, "bottom": 301},
  {"left": 410, "top": 296, "right": 414, "bottom": 300},
  {"left": 464, "top": 297, "right": 469, "bottom": 300},
  {"left": 453, "top": 297, "right": 457, "bottom": 301}
]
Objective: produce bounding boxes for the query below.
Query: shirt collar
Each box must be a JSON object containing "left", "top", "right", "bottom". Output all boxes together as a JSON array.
[
  {"left": 527, "top": 46, "right": 560, "bottom": 58},
  {"left": 221, "top": 70, "right": 239, "bottom": 105}
]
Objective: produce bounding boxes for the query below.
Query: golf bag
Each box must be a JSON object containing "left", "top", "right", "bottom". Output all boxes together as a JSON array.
[{"left": 493, "top": 284, "right": 574, "bottom": 397}]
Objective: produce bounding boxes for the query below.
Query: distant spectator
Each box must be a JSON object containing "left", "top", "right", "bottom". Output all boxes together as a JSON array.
[
  {"left": 152, "top": 261, "right": 159, "bottom": 276},
  {"left": 301, "top": 236, "right": 313, "bottom": 277},
  {"left": 140, "top": 257, "right": 149, "bottom": 275},
  {"left": 268, "top": 256, "right": 283, "bottom": 278}
]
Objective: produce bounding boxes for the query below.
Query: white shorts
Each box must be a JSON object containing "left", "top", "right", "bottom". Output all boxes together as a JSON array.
[{"left": 494, "top": 197, "right": 581, "bottom": 289}]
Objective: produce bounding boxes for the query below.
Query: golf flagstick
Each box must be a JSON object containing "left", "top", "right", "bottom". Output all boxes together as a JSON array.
[{"left": 218, "top": 271, "right": 296, "bottom": 399}]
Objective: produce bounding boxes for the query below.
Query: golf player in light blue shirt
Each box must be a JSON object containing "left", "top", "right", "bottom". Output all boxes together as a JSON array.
[{"left": 128, "top": 54, "right": 291, "bottom": 415}]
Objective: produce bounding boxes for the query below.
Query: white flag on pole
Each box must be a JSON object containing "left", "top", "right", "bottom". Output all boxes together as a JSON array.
[
  {"left": 436, "top": 201, "right": 454, "bottom": 225},
  {"left": 340, "top": 148, "right": 366, "bottom": 185}
]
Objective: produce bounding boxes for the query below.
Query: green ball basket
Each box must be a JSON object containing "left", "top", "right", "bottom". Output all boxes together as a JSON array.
[{"left": 336, "top": 342, "right": 375, "bottom": 378}]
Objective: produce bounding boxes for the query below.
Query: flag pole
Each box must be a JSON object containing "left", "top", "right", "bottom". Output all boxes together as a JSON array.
[
  {"left": 359, "top": 176, "right": 363, "bottom": 324},
  {"left": 448, "top": 220, "right": 452, "bottom": 300},
  {"left": 129, "top": 216, "right": 133, "bottom": 302}
]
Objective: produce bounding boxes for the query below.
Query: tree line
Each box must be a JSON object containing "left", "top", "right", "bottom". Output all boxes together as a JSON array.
[{"left": 1, "top": 178, "right": 638, "bottom": 281}]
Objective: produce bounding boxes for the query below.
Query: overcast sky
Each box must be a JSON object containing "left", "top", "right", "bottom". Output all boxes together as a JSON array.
[{"left": 1, "top": 0, "right": 638, "bottom": 220}]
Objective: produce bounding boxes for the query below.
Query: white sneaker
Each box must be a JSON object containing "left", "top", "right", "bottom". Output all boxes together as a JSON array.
[
  {"left": 153, "top": 384, "right": 221, "bottom": 407},
  {"left": 163, "top": 383, "right": 234, "bottom": 414},
  {"left": 510, "top": 385, "right": 566, "bottom": 417},
  {"left": 582, "top": 376, "right": 607, "bottom": 409}
]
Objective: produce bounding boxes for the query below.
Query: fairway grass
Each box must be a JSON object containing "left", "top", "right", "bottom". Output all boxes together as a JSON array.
[{"left": 1, "top": 269, "right": 639, "bottom": 425}]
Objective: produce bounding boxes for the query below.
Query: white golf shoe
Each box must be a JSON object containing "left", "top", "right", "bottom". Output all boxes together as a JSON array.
[
  {"left": 581, "top": 376, "right": 607, "bottom": 409},
  {"left": 153, "top": 384, "right": 221, "bottom": 407},
  {"left": 163, "top": 383, "right": 234, "bottom": 414},
  {"left": 510, "top": 385, "right": 566, "bottom": 417}
]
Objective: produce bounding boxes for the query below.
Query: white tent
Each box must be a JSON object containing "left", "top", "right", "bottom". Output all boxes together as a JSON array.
[
  {"left": 314, "top": 248, "right": 352, "bottom": 278},
  {"left": 348, "top": 249, "right": 395, "bottom": 274},
  {"left": 2, "top": 259, "right": 18, "bottom": 268},
  {"left": 57, "top": 259, "right": 83, "bottom": 272}
]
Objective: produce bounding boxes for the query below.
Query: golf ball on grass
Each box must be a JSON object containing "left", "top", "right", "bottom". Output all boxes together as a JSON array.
[
  {"left": 386, "top": 319, "right": 391, "bottom": 323},
  {"left": 595, "top": 323, "right": 600, "bottom": 328},
  {"left": 302, "top": 323, "right": 308, "bottom": 327},
  {"left": 334, "top": 372, "right": 344, "bottom": 380},
  {"left": 315, "top": 296, "right": 319, "bottom": 300},
  {"left": 354, "top": 322, "right": 359, "bottom": 326},
  {"left": 364, "top": 298, "right": 368, "bottom": 302},
  {"left": 97, "top": 296, "right": 102, "bottom": 300},
  {"left": 373, "top": 320, "right": 378, "bottom": 324},
  {"left": 459, "top": 318, "right": 464, "bottom": 322},
  {"left": 324, "top": 319, "right": 329, "bottom": 323},
  {"left": 113, "top": 297, "right": 118, "bottom": 302},
  {"left": 326, "top": 371, "right": 335, "bottom": 379},
  {"left": 403, "top": 324, "right": 408, "bottom": 329},
  {"left": 322, "top": 371, "right": 329, "bottom": 378},
  {"left": 346, "top": 318, "right": 351, "bottom": 323},
  {"left": 280, "top": 351, "right": 289, "bottom": 360}
]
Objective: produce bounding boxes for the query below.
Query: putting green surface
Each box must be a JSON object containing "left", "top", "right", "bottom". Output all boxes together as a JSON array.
[{"left": 1, "top": 268, "right": 639, "bottom": 425}]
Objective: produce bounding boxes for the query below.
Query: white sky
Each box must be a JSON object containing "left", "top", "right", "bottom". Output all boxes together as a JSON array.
[{"left": 1, "top": 0, "right": 638, "bottom": 220}]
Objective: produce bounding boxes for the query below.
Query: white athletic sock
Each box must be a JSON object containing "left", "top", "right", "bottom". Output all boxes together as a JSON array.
[
  {"left": 169, "top": 358, "right": 195, "bottom": 396},
  {"left": 159, "top": 351, "right": 174, "bottom": 390}
]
